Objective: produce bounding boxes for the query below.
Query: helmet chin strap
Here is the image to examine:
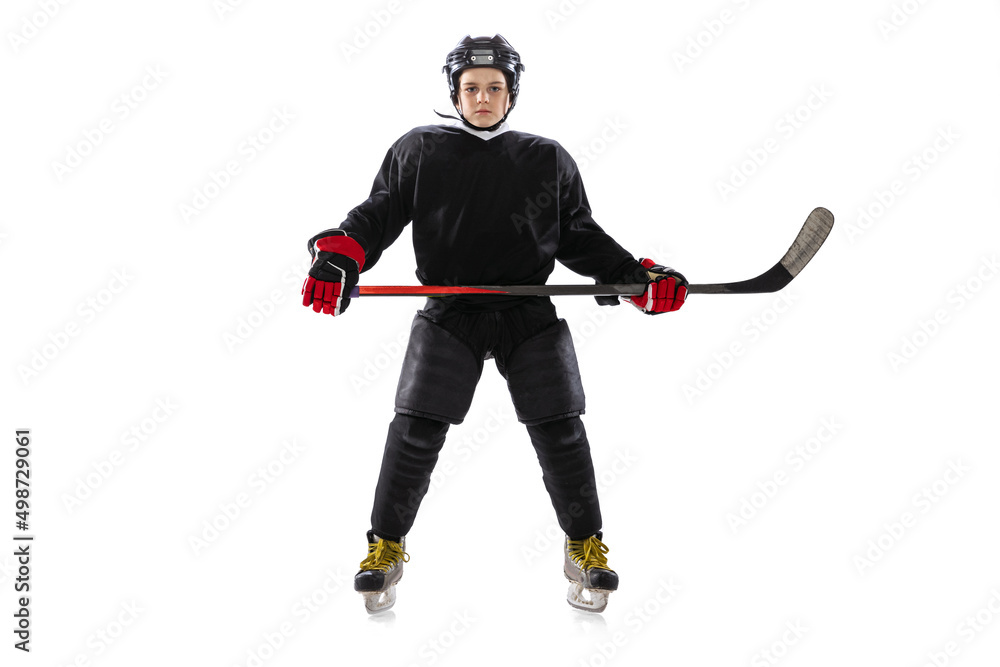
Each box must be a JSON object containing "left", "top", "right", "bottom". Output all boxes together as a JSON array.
[{"left": 434, "top": 98, "right": 515, "bottom": 133}]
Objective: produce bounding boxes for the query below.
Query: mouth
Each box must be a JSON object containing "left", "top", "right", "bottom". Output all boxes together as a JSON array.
[{"left": 475, "top": 110, "right": 491, "bottom": 114}]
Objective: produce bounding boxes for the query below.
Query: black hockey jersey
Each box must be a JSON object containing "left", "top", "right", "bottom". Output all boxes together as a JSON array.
[{"left": 337, "top": 124, "right": 643, "bottom": 310}]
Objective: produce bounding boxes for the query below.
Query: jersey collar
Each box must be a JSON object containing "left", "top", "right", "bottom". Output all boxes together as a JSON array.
[{"left": 451, "top": 120, "right": 510, "bottom": 140}]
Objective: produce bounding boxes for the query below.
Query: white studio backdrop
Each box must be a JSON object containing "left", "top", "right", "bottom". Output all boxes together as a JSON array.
[{"left": 2, "top": 0, "right": 999, "bottom": 665}]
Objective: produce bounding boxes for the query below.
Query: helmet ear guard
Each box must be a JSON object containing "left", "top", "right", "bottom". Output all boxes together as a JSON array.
[{"left": 441, "top": 34, "right": 525, "bottom": 131}]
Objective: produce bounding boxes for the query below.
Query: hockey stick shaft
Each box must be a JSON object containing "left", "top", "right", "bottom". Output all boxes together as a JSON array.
[
  {"left": 349, "top": 207, "right": 834, "bottom": 298},
  {"left": 352, "top": 282, "right": 757, "bottom": 297},
  {"left": 353, "top": 284, "right": 646, "bottom": 297}
]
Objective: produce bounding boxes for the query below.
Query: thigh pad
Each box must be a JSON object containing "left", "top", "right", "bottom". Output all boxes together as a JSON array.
[
  {"left": 394, "top": 313, "right": 483, "bottom": 425},
  {"left": 503, "top": 319, "right": 586, "bottom": 425}
]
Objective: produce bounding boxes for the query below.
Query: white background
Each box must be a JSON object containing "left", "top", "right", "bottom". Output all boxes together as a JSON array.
[{"left": 3, "top": 0, "right": 999, "bottom": 665}]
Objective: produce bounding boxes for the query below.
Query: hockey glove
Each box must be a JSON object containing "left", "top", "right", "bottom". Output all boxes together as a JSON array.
[
  {"left": 301, "top": 230, "right": 366, "bottom": 317},
  {"left": 627, "top": 258, "right": 687, "bottom": 314}
]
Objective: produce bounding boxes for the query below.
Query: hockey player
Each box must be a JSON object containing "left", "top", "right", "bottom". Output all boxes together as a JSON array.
[{"left": 302, "top": 34, "right": 687, "bottom": 614}]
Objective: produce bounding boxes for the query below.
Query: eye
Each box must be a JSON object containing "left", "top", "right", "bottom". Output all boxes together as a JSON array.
[
  {"left": 489, "top": 86, "right": 502, "bottom": 92},
  {"left": 464, "top": 87, "right": 477, "bottom": 93}
]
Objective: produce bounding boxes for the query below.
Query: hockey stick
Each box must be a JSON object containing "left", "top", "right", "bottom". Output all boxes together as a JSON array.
[{"left": 349, "top": 207, "right": 834, "bottom": 298}]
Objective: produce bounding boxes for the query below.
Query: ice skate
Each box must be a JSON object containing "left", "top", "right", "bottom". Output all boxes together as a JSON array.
[
  {"left": 355, "top": 530, "right": 409, "bottom": 614},
  {"left": 564, "top": 532, "right": 619, "bottom": 613}
]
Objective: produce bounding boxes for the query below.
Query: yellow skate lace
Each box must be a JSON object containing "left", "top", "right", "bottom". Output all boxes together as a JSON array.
[
  {"left": 358, "top": 538, "right": 410, "bottom": 573},
  {"left": 567, "top": 535, "right": 612, "bottom": 571}
]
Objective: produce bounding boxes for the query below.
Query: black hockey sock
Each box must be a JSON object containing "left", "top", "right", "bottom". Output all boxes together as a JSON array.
[
  {"left": 370, "top": 413, "right": 451, "bottom": 539},
  {"left": 525, "top": 416, "right": 603, "bottom": 538}
]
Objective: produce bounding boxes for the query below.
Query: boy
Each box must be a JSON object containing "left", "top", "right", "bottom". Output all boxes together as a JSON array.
[{"left": 302, "top": 34, "right": 686, "bottom": 613}]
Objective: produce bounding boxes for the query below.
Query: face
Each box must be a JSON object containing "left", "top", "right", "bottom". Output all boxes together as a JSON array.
[{"left": 455, "top": 67, "right": 511, "bottom": 128}]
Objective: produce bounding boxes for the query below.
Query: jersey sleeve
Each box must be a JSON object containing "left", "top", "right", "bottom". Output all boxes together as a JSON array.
[
  {"left": 552, "top": 146, "right": 644, "bottom": 285},
  {"left": 311, "top": 139, "right": 415, "bottom": 273}
]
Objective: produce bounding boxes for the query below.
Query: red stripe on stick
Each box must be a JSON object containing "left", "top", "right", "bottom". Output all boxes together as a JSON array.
[{"left": 357, "top": 286, "right": 507, "bottom": 296}]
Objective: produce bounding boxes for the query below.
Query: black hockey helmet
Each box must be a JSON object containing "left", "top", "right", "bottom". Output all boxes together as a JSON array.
[{"left": 442, "top": 34, "right": 525, "bottom": 110}]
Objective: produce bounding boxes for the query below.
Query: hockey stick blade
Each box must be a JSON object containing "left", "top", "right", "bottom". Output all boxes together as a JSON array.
[
  {"left": 349, "top": 207, "right": 834, "bottom": 298},
  {"left": 687, "top": 206, "right": 834, "bottom": 294}
]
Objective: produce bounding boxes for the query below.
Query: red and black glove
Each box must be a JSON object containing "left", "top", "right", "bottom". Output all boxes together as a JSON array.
[
  {"left": 301, "top": 230, "right": 366, "bottom": 317},
  {"left": 627, "top": 258, "right": 687, "bottom": 314}
]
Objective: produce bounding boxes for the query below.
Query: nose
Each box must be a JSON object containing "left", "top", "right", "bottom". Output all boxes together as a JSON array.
[{"left": 477, "top": 91, "right": 489, "bottom": 104}]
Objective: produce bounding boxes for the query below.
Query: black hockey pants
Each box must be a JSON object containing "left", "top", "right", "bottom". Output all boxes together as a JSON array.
[{"left": 369, "top": 298, "right": 603, "bottom": 541}]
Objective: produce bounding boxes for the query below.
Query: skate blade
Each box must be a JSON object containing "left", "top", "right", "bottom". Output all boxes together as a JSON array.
[
  {"left": 566, "top": 582, "right": 611, "bottom": 613},
  {"left": 361, "top": 584, "right": 397, "bottom": 614}
]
